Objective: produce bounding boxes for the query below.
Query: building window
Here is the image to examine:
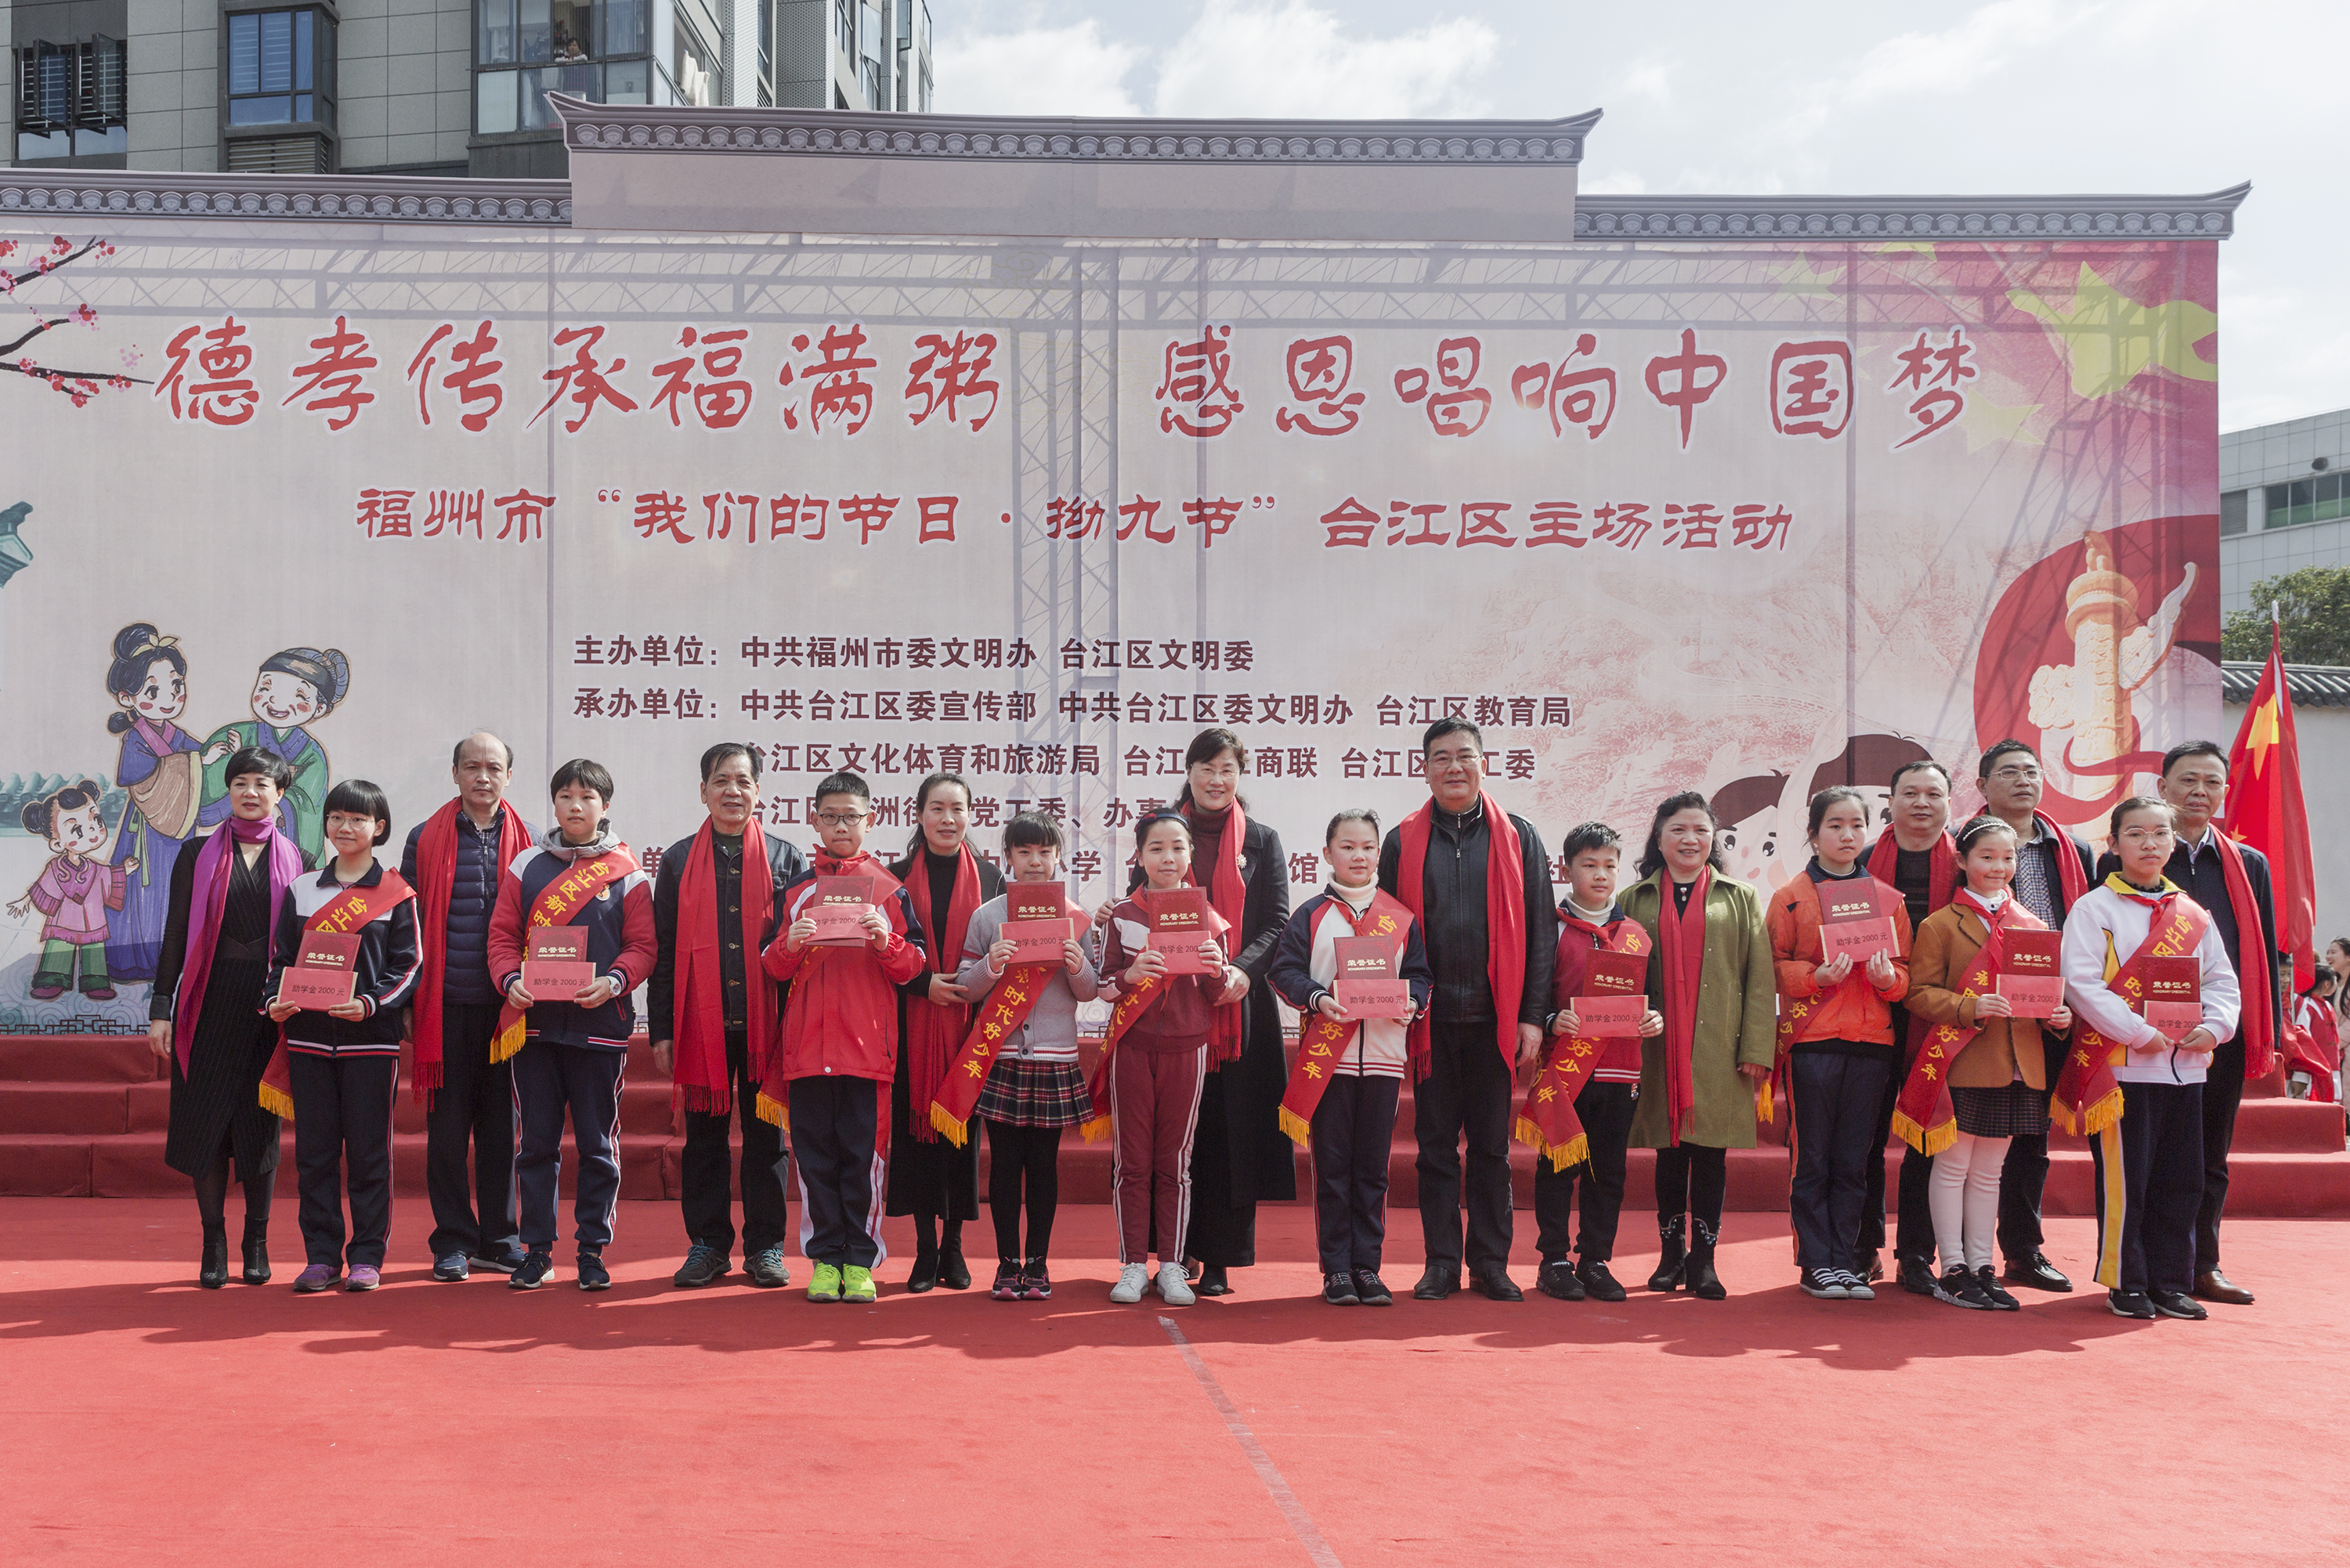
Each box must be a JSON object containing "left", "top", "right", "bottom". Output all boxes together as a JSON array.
[
  {"left": 2221, "top": 490, "right": 2248, "bottom": 537},
  {"left": 859, "top": 1, "right": 885, "bottom": 108},
  {"left": 227, "top": 9, "right": 334, "bottom": 128},
  {"left": 2264, "top": 474, "right": 2350, "bottom": 530},
  {"left": 673, "top": 12, "right": 716, "bottom": 107},
  {"left": 475, "top": 0, "right": 649, "bottom": 135},
  {"left": 14, "top": 36, "right": 128, "bottom": 161}
]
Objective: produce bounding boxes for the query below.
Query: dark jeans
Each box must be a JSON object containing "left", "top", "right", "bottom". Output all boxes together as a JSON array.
[
  {"left": 1654, "top": 1143, "right": 1728, "bottom": 1252},
  {"left": 2199, "top": 1039, "right": 2247, "bottom": 1272},
  {"left": 680, "top": 1028, "right": 792, "bottom": 1259},
  {"left": 425, "top": 1000, "right": 519, "bottom": 1264},
  {"left": 1414, "top": 1021, "right": 1517, "bottom": 1270},
  {"left": 513, "top": 1039, "right": 626, "bottom": 1253},
  {"left": 2092, "top": 1079, "right": 2205, "bottom": 1294},
  {"left": 290, "top": 1052, "right": 400, "bottom": 1269},
  {"left": 790, "top": 1074, "right": 888, "bottom": 1268},
  {"left": 1534, "top": 1079, "right": 1634, "bottom": 1263},
  {"left": 1860, "top": 1062, "right": 1936, "bottom": 1261},
  {"left": 984, "top": 1119, "right": 1065, "bottom": 1262},
  {"left": 1789, "top": 1051, "right": 1893, "bottom": 1276},
  {"left": 1311, "top": 1073, "right": 1400, "bottom": 1275}
]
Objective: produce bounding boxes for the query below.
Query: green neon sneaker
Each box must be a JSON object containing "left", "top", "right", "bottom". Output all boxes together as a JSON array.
[
  {"left": 806, "top": 1262, "right": 843, "bottom": 1303},
  {"left": 841, "top": 1264, "right": 877, "bottom": 1303}
]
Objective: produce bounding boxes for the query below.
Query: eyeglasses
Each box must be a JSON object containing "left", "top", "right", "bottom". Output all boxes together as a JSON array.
[
  {"left": 814, "top": 811, "right": 868, "bottom": 828},
  {"left": 2117, "top": 828, "right": 2174, "bottom": 846},
  {"left": 1988, "top": 766, "right": 2042, "bottom": 783},
  {"left": 1426, "top": 749, "right": 1481, "bottom": 767}
]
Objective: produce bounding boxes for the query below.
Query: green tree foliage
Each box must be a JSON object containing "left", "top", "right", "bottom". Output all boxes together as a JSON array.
[{"left": 2222, "top": 565, "right": 2350, "bottom": 665}]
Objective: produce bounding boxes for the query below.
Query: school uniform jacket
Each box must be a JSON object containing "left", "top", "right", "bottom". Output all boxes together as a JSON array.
[
  {"left": 761, "top": 855, "right": 927, "bottom": 1082},
  {"left": 1269, "top": 886, "right": 1433, "bottom": 1078},
  {"left": 262, "top": 862, "right": 423, "bottom": 1056},
  {"left": 486, "top": 838, "right": 657, "bottom": 1051},
  {"left": 1906, "top": 898, "right": 2050, "bottom": 1090},
  {"left": 2059, "top": 881, "right": 2241, "bottom": 1087}
]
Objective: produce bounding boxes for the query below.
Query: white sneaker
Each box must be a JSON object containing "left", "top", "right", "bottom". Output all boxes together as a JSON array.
[
  {"left": 1157, "top": 1263, "right": 1196, "bottom": 1306},
  {"left": 1109, "top": 1262, "right": 1149, "bottom": 1304}
]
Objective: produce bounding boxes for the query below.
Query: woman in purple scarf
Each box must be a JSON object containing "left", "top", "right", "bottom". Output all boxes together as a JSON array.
[{"left": 150, "top": 747, "right": 308, "bottom": 1288}]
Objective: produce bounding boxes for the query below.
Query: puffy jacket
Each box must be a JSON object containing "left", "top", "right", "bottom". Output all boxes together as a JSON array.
[
  {"left": 761, "top": 853, "right": 927, "bottom": 1082},
  {"left": 400, "top": 810, "right": 536, "bottom": 1006}
]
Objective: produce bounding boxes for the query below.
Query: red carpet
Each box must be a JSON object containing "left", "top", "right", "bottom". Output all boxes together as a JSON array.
[{"left": 3, "top": 1199, "right": 2345, "bottom": 1565}]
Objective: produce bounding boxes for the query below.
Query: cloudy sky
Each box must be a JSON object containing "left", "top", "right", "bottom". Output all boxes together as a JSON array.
[{"left": 935, "top": 0, "right": 2334, "bottom": 434}]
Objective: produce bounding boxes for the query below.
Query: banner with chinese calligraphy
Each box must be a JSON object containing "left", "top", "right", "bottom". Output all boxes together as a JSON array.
[{"left": 0, "top": 222, "right": 2220, "bottom": 1033}]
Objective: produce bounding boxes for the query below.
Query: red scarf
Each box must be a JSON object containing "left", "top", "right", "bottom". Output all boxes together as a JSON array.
[
  {"left": 258, "top": 870, "right": 416, "bottom": 1120},
  {"left": 928, "top": 886, "right": 1088, "bottom": 1147},
  {"left": 1892, "top": 891, "right": 2046, "bottom": 1154},
  {"left": 1277, "top": 888, "right": 1414, "bottom": 1146},
  {"left": 899, "top": 843, "right": 984, "bottom": 1141},
  {"left": 671, "top": 820, "right": 778, "bottom": 1117},
  {"left": 1867, "top": 826, "right": 1958, "bottom": 916},
  {"left": 2031, "top": 810, "right": 2093, "bottom": 916},
  {"left": 1394, "top": 791, "right": 1528, "bottom": 1079},
  {"left": 1180, "top": 800, "right": 1250, "bottom": 1066},
  {"left": 2205, "top": 832, "right": 2278, "bottom": 1079},
  {"left": 1656, "top": 868, "right": 1711, "bottom": 1145},
  {"left": 493, "top": 847, "right": 638, "bottom": 1063},
  {"left": 408, "top": 797, "right": 530, "bottom": 1105},
  {"left": 2057, "top": 879, "right": 2211, "bottom": 1136},
  {"left": 1515, "top": 912, "right": 1651, "bottom": 1169}
]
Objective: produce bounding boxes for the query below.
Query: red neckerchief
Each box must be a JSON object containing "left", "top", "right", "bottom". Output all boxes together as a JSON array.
[
  {"left": 898, "top": 843, "right": 984, "bottom": 1141},
  {"left": 1394, "top": 790, "right": 1528, "bottom": 1079},
  {"left": 410, "top": 797, "right": 530, "bottom": 1104},
  {"left": 672, "top": 820, "right": 777, "bottom": 1117},
  {"left": 1867, "top": 827, "right": 1957, "bottom": 915},
  {"left": 1180, "top": 800, "right": 1250, "bottom": 1067},
  {"left": 2204, "top": 831, "right": 2277, "bottom": 1077},
  {"left": 1657, "top": 868, "right": 1711, "bottom": 1145}
]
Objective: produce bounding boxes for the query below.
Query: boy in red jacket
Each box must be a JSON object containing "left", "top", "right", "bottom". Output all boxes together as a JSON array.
[{"left": 761, "top": 772, "right": 927, "bottom": 1302}]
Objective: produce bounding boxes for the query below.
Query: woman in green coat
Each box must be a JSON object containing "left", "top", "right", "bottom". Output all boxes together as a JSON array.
[{"left": 1619, "top": 791, "right": 1777, "bottom": 1301}]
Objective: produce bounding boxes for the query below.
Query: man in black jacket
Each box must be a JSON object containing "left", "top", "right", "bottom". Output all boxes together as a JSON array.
[
  {"left": 2095, "top": 740, "right": 2284, "bottom": 1307},
  {"left": 649, "top": 742, "right": 808, "bottom": 1289},
  {"left": 1378, "top": 717, "right": 1556, "bottom": 1302}
]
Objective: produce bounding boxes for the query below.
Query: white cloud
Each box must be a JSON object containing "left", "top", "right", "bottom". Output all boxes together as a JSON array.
[
  {"left": 1578, "top": 171, "right": 1647, "bottom": 195},
  {"left": 931, "top": 20, "right": 1145, "bottom": 117},
  {"left": 1613, "top": 56, "right": 1675, "bottom": 105},
  {"left": 1152, "top": 0, "right": 1499, "bottom": 119}
]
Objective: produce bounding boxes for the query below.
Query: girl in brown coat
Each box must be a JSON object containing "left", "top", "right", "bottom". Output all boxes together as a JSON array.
[{"left": 1905, "top": 816, "right": 2073, "bottom": 1310}]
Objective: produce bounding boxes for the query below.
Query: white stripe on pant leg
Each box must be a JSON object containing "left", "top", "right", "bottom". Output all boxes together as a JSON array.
[
  {"left": 1171, "top": 1044, "right": 1206, "bottom": 1268},
  {"left": 863, "top": 1078, "right": 889, "bottom": 1267},
  {"left": 594, "top": 1053, "right": 627, "bottom": 1245},
  {"left": 1109, "top": 1045, "right": 1129, "bottom": 1266}
]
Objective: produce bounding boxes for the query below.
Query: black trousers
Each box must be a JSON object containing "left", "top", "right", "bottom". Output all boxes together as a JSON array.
[
  {"left": 2091, "top": 1079, "right": 2205, "bottom": 1294},
  {"left": 1998, "top": 1133, "right": 2051, "bottom": 1263},
  {"left": 789, "top": 1074, "right": 887, "bottom": 1267},
  {"left": 1414, "top": 1021, "right": 1517, "bottom": 1270},
  {"left": 984, "top": 1118, "right": 1065, "bottom": 1262},
  {"left": 1789, "top": 1050, "right": 1892, "bottom": 1276},
  {"left": 1859, "top": 1064, "right": 1936, "bottom": 1260},
  {"left": 290, "top": 1052, "right": 400, "bottom": 1269},
  {"left": 1534, "top": 1080, "right": 1635, "bottom": 1263},
  {"left": 1654, "top": 1142, "right": 1728, "bottom": 1251},
  {"left": 2198, "top": 1039, "right": 2247, "bottom": 1272},
  {"left": 425, "top": 1000, "right": 520, "bottom": 1264},
  {"left": 1310, "top": 1073, "right": 1400, "bottom": 1275},
  {"left": 513, "top": 1039, "right": 625, "bottom": 1252},
  {"left": 681, "top": 1029, "right": 792, "bottom": 1259}
]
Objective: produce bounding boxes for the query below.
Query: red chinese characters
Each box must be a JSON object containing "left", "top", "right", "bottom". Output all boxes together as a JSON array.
[
  {"left": 282, "top": 316, "right": 378, "bottom": 431},
  {"left": 778, "top": 323, "right": 878, "bottom": 435},
  {"left": 652, "top": 327, "right": 754, "bottom": 430},
  {"left": 1511, "top": 334, "right": 1617, "bottom": 440},
  {"left": 904, "top": 329, "right": 1000, "bottom": 433},
  {"left": 407, "top": 320, "right": 505, "bottom": 432},
  {"left": 1044, "top": 496, "right": 1106, "bottom": 542},
  {"left": 352, "top": 485, "right": 551, "bottom": 543},
  {"left": 1644, "top": 328, "right": 1728, "bottom": 448},
  {"left": 1768, "top": 338, "right": 1852, "bottom": 440},
  {"left": 154, "top": 316, "right": 258, "bottom": 425},
  {"left": 1888, "top": 326, "right": 1976, "bottom": 449},
  {"left": 1155, "top": 326, "right": 1245, "bottom": 438},
  {"left": 533, "top": 324, "right": 638, "bottom": 434},
  {"left": 1273, "top": 334, "right": 1364, "bottom": 435},
  {"left": 1318, "top": 494, "right": 1793, "bottom": 554},
  {"left": 1394, "top": 337, "right": 1491, "bottom": 438}
]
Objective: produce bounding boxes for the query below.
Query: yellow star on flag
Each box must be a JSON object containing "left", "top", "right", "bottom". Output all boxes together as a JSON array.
[
  {"left": 2243, "top": 695, "right": 2280, "bottom": 776},
  {"left": 2006, "top": 262, "right": 2218, "bottom": 399}
]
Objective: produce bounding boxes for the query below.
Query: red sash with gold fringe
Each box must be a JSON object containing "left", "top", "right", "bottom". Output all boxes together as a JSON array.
[
  {"left": 2057, "top": 882, "right": 2210, "bottom": 1137},
  {"left": 1277, "top": 890, "right": 1412, "bottom": 1147},
  {"left": 927, "top": 892, "right": 1087, "bottom": 1147},
  {"left": 258, "top": 873, "right": 416, "bottom": 1121},
  {"left": 491, "top": 851, "right": 635, "bottom": 1064},
  {"left": 1513, "top": 919, "right": 1651, "bottom": 1171}
]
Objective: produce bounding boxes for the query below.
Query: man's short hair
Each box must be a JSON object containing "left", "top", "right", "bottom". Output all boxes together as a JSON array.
[
  {"left": 701, "top": 742, "right": 761, "bottom": 783},
  {"left": 1423, "top": 716, "right": 1481, "bottom": 754}
]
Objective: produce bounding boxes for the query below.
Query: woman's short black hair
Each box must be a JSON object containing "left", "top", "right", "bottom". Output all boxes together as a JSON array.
[
  {"left": 550, "top": 757, "right": 616, "bottom": 802},
  {"left": 1176, "top": 728, "right": 1250, "bottom": 813},
  {"left": 324, "top": 779, "right": 392, "bottom": 847},
  {"left": 1636, "top": 790, "right": 1726, "bottom": 878},
  {"left": 1003, "top": 811, "right": 1064, "bottom": 855},
  {"left": 222, "top": 746, "right": 295, "bottom": 793}
]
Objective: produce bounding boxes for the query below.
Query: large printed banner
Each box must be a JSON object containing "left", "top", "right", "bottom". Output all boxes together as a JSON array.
[{"left": 0, "top": 222, "right": 2220, "bottom": 1033}]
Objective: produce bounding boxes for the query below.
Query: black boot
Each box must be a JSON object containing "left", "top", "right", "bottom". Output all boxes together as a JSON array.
[
  {"left": 199, "top": 1227, "right": 230, "bottom": 1290},
  {"left": 240, "top": 1219, "right": 272, "bottom": 1285},
  {"left": 1685, "top": 1218, "right": 1726, "bottom": 1301},
  {"left": 1647, "top": 1217, "right": 1687, "bottom": 1292},
  {"left": 1195, "top": 1263, "right": 1232, "bottom": 1297},
  {"left": 908, "top": 1214, "right": 941, "bottom": 1292},
  {"left": 938, "top": 1220, "right": 971, "bottom": 1291}
]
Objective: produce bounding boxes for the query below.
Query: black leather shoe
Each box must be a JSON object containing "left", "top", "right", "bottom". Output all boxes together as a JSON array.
[
  {"left": 2150, "top": 1288, "right": 2208, "bottom": 1321},
  {"left": 1898, "top": 1255, "right": 1940, "bottom": 1297},
  {"left": 199, "top": 1229, "right": 229, "bottom": 1290},
  {"left": 672, "top": 1245, "right": 728, "bottom": 1288},
  {"left": 2004, "top": 1252, "right": 2073, "bottom": 1293},
  {"left": 2193, "top": 1270, "right": 2254, "bottom": 1306},
  {"left": 906, "top": 1249, "right": 941, "bottom": 1293},
  {"left": 1195, "top": 1265, "right": 1233, "bottom": 1296},
  {"left": 1536, "top": 1260, "right": 1585, "bottom": 1301},
  {"left": 1685, "top": 1255, "right": 1726, "bottom": 1301},
  {"left": 938, "top": 1250, "right": 973, "bottom": 1291},
  {"left": 240, "top": 1225, "right": 271, "bottom": 1285},
  {"left": 1412, "top": 1263, "right": 1460, "bottom": 1300},
  {"left": 1577, "top": 1260, "right": 1628, "bottom": 1303},
  {"left": 1646, "top": 1248, "right": 1686, "bottom": 1293},
  {"left": 432, "top": 1254, "right": 470, "bottom": 1283},
  {"left": 2107, "top": 1288, "right": 2157, "bottom": 1320},
  {"left": 1470, "top": 1266, "right": 1524, "bottom": 1302}
]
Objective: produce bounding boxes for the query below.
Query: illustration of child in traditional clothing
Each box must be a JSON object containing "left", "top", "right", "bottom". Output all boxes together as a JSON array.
[
  {"left": 102, "top": 622, "right": 226, "bottom": 981},
  {"left": 197, "top": 645, "right": 349, "bottom": 863},
  {"left": 9, "top": 779, "right": 135, "bottom": 1001}
]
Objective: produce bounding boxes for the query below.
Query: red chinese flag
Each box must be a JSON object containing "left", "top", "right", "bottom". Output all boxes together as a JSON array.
[{"left": 2223, "top": 622, "right": 2317, "bottom": 988}]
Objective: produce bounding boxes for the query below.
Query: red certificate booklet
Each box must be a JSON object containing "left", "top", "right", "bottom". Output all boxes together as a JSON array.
[
  {"left": 522, "top": 926, "right": 595, "bottom": 996},
  {"left": 2136, "top": 955, "right": 2204, "bottom": 1038},
  {"left": 1002, "top": 882, "right": 1076, "bottom": 966},
  {"left": 1573, "top": 947, "right": 1650, "bottom": 1037},
  {"left": 1144, "top": 887, "right": 1215, "bottom": 975},
  {"left": 280, "top": 931, "right": 359, "bottom": 1010},
  {"left": 808, "top": 876, "right": 883, "bottom": 945},
  {"left": 1996, "top": 929, "right": 2065, "bottom": 1017},
  {"left": 1332, "top": 935, "right": 1411, "bottom": 1019},
  {"left": 1819, "top": 883, "right": 1896, "bottom": 965}
]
